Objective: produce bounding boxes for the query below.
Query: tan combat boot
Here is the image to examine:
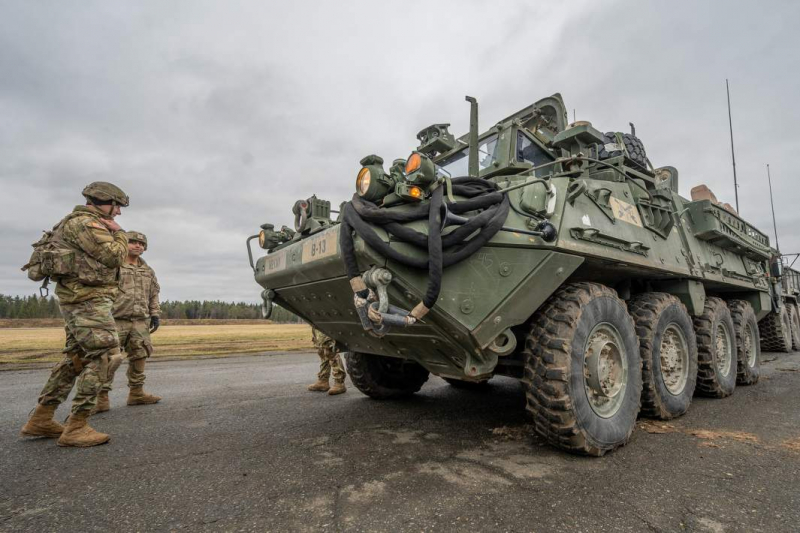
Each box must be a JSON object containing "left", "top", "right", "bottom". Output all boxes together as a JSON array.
[
  {"left": 92, "top": 391, "right": 111, "bottom": 414},
  {"left": 20, "top": 404, "right": 65, "bottom": 438},
  {"left": 328, "top": 380, "right": 347, "bottom": 395},
  {"left": 57, "top": 412, "right": 110, "bottom": 447},
  {"left": 307, "top": 379, "right": 330, "bottom": 392},
  {"left": 127, "top": 386, "right": 161, "bottom": 405}
]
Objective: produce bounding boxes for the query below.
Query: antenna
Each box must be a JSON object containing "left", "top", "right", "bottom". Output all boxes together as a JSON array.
[
  {"left": 726, "top": 79, "right": 740, "bottom": 213},
  {"left": 573, "top": 109, "right": 576, "bottom": 123},
  {"left": 767, "top": 164, "right": 780, "bottom": 252}
]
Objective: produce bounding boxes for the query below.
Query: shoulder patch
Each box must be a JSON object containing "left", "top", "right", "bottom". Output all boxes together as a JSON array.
[{"left": 88, "top": 221, "right": 107, "bottom": 230}]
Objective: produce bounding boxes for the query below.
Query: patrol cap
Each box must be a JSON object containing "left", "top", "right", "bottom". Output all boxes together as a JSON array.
[
  {"left": 82, "top": 182, "right": 130, "bottom": 207},
  {"left": 126, "top": 231, "right": 148, "bottom": 250}
]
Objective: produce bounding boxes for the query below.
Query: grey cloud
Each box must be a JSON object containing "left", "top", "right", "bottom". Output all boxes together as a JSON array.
[{"left": 2, "top": 0, "right": 799, "bottom": 303}]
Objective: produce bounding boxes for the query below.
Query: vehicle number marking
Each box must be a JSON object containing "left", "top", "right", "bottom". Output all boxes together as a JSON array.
[
  {"left": 264, "top": 250, "right": 287, "bottom": 273},
  {"left": 302, "top": 227, "right": 338, "bottom": 263},
  {"left": 609, "top": 197, "right": 644, "bottom": 228}
]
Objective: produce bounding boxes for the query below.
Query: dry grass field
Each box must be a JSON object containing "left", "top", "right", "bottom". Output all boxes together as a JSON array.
[{"left": 0, "top": 323, "right": 313, "bottom": 367}]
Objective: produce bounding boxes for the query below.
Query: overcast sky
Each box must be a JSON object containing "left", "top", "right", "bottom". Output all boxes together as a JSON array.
[{"left": 1, "top": 0, "right": 799, "bottom": 302}]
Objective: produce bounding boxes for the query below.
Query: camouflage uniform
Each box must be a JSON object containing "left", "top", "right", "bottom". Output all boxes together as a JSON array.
[
  {"left": 37, "top": 206, "right": 128, "bottom": 415},
  {"left": 102, "top": 253, "right": 160, "bottom": 392},
  {"left": 311, "top": 328, "right": 346, "bottom": 382}
]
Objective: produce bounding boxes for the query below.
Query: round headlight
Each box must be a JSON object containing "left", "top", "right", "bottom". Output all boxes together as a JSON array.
[
  {"left": 405, "top": 153, "right": 422, "bottom": 174},
  {"left": 356, "top": 167, "right": 371, "bottom": 196},
  {"left": 258, "top": 230, "right": 266, "bottom": 248}
]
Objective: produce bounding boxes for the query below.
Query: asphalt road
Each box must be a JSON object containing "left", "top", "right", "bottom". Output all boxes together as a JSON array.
[{"left": 1, "top": 351, "right": 799, "bottom": 533}]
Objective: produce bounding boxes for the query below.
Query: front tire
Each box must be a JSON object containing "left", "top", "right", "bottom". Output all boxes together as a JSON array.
[
  {"left": 629, "top": 293, "right": 698, "bottom": 419},
  {"left": 523, "top": 282, "right": 642, "bottom": 456},
  {"left": 345, "top": 352, "right": 429, "bottom": 399},
  {"left": 693, "top": 297, "right": 737, "bottom": 398}
]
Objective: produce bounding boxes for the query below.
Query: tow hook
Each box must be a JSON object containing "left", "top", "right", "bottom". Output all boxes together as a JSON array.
[
  {"left": 354, "top": 267, "right": 419, "bottom": 336},
  {"left": 261, "top": 289, "right": 275, "bottom": 319}
]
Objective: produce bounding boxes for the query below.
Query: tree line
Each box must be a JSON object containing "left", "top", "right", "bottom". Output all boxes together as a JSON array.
[{"left": 0, "top": 294, "right": 301, "bottom": 323}]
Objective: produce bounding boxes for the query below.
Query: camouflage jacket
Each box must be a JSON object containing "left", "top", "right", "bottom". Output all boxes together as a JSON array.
[
  {"left": 311, "top": 328, "right": 336, "bottom": 351},
  {"left": 113, "top": 257, "right": 161, "bottom": 319},
  {"left": 55, "top": 206, "right": 129, "bottom": 304}
]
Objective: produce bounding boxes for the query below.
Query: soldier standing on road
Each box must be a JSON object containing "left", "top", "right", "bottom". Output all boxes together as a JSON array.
[
  {"left": 95, "top": 231, "right": 162, "bottom": 412},
  {"left": 20, "top": 182, "right": 130, "bottom": 447},
  {"left": 307, "top": 328, "right": 347, "bottom": 395}
]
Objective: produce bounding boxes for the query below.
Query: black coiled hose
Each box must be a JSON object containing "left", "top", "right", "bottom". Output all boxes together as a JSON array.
[{"left": 339, "top": 177, "right": 510, "bottom": 310}]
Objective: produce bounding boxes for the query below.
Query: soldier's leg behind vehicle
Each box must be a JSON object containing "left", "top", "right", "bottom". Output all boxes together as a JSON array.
[
  {"left": 329, "top": 352, "right": 346, "bottom": 383},
  {"left": 317, "top": 349, "right": 333, "bottom": 381},
  {"left": 63, "top": 300, "right": 120, "bottom": 415},
  {"left": 125, "top": 320, "right": 153, "bottom": 388}
]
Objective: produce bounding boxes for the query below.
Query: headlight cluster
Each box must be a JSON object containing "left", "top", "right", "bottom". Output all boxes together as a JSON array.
[{"left": 355, "top": 151, "right": 439, "bottom": 204}]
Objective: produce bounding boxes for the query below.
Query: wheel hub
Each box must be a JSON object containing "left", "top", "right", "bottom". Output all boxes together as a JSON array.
[
  {"left": 744, "top": 323, "right": 756, "bottom": 368},
  {"left": 715, "top": 323, "right": 732, "bottom": 376},
  {"left": 584, "top": 324, "right": 628, "bottom": 418},
  {"left": 659, "top": 324, "right": 689, "bottom": 395}
]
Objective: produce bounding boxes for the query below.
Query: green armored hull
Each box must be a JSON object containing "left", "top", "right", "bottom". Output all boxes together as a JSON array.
[{"left": 249, "top": 94, "right": 791, "bottom": 455}]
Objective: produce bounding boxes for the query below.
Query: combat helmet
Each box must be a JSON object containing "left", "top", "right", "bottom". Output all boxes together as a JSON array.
[
  {"left": 126, "top": 231, "right": 148, "bottom": 250},
  {"left": 82, "top": 182, "right": 130, "bottom": 207}
]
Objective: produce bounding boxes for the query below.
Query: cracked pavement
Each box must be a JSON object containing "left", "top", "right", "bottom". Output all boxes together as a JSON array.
[{"left": 1, "top": 351, "right": 799, "bottom": 532}]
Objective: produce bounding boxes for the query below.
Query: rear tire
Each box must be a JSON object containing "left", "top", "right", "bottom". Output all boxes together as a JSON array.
[
  {"left": 759, "top": 307, "right": 792, "bottom": 353},
  {"left": 693, "top": 297, "right": 736, "bottom": 398},
  {"left": 523, "top": 282, "right": 642, "bottom": 456},
  {"left": 787, "top": 303, "right": 800, "bottom": 350},
  {"left": 728, "top": 300, "right": 760, "bottom": 385},
  {"left": 629, "top": 293, "right": 698, "bottom": 419},
  {"left": 344, "top": 352, "right": 429, "bottom": 399}
]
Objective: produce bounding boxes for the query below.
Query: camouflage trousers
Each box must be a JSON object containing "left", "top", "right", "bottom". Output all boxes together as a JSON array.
[
  {"left": 37, "top": 297, "right": 120, "bottom": 414},
  {"left": 102, "top": 318, "right": 153, "bottom": 392},
  {"left": 317, "top": 348, "right": 346, "bottom": 382}
]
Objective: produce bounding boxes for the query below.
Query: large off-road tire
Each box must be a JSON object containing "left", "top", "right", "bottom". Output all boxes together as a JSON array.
[
  {"left": 628, "top": 293, "right": 698, "bottom": 419},
  {"left": 598, "top": 132, "right": 648, "bottom": 169},
  {"left": 443, "top": 377, "right": 491, "bottom": 390},
  {"left": 345, "top": 352, "right": 429, "bottom": 399},
  {"left": 758, "top": 306, "right": 792, "bottom": 353},
  {"left": 728, "top": 300, "right": 760, "bottom": 385},
  {"left": 523, "top": 282, "right": 642, "bottom": 456},
  {"left": 787, "top": 303, "right": 800, "bottom": 350},
  {"left": 693, "top": 297, "right": 737, "bottom": 398}
]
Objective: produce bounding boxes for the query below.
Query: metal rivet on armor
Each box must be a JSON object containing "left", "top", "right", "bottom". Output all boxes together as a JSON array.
[
  {"left": 460, "top": 299, "right": 474, "bottom": 314},
  {"left": 499, "top": 262, "right": 512, "bottom": 277}
]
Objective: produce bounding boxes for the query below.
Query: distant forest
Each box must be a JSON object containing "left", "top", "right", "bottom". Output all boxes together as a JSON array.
[{"left": 0, "top": 294, "right": 301, "bottom": 323}]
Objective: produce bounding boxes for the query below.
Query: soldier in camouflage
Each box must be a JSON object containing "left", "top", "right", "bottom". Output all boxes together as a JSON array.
[
  {"left": 307, "top": 328, "right": 347, "bottom": 395},
  {"left": 20, "top": 182, "right": 130, "bottom": 447},
  {"left": 95, "top": 231, "right": 162, "bottom": 412}
]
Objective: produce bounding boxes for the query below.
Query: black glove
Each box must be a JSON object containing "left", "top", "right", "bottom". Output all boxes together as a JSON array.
[{"left": 149, "top": 315, "right": 160, "bottom": 333}]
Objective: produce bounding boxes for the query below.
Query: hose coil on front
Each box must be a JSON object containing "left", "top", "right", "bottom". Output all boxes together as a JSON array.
[{"left": 339, "top": 177, "right": 510, "bottom": 311}]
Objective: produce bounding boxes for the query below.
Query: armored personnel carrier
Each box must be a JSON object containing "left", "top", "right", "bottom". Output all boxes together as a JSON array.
[{"left": 247, "top": 94, "right": 793, "bottom": 455}]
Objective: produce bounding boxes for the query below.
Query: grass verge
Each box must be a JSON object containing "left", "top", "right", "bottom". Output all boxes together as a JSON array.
[{"left": 0, "top": 323, "right": 313, "bottom": 368}]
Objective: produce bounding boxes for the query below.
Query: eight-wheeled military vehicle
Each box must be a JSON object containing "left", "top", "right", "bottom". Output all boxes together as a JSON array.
[{"left": 247, "top": 94, "right": 796, "bottom": 455}]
